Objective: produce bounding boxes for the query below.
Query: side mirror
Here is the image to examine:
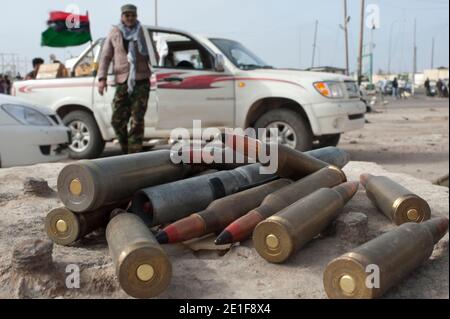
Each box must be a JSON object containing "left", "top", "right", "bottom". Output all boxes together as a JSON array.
[{"left": 214, "top": 54, "right": 225, "bottom": 72}]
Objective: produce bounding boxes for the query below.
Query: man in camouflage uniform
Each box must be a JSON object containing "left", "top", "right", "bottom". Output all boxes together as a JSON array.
[{"left": 98, "top": 4, "right": 151, "bottom": 154}]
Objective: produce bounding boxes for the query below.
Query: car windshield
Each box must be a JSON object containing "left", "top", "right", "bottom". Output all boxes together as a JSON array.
[{"left": 210, "top": 38, "right": 273, "bottom": 70}]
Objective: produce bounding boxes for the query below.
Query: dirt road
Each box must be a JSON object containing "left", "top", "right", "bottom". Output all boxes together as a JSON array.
[{"left": 341, "top": 97, "right": 449, "bottom": 182}]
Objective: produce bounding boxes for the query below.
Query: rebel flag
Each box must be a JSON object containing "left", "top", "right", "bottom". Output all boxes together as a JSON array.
[{"left": 41, "top": 11, "right": 92, "bottom": 47}]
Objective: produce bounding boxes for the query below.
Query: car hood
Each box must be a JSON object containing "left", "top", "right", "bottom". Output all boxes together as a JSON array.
[
  {"left": 239, "top": 68, "right": 355, "bottom": 83},
  {"left": 0, "top": 94, "right": 54, "bottom": 115}
]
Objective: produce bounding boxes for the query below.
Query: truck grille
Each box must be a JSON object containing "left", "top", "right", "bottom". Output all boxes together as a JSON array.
[
  {"left": 344, "top": 81, "right": 360, "bottom": 99},
  {"left": 348, "top": 113, "right": 365, "bottom": 120}
]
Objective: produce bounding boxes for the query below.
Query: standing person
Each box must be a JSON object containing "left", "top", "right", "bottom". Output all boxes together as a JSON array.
[
  {"left": 49, "top": 54, "right": 62, "bottom": 64},
  {"left": 424, "top": 78, "right": 431, "bottom": 97},
  {"left": 392, "top": 77, "right": 399, "bottom": 99},
  {"left": 97, "top": 4, "right": 151, "bottom": 154},
  {"left": 436, "top": 79, "right": 443, "bottom": 98},
  {"left": 4, "top": 75, "right": 11, "bottom": 95},
  {"left": 0, "top": 75, "right": 5, "bottom": 94},
  {"left": 26, "top": 58, "right": 44, "bottom": 80},
  {"left": 441, "top": 80, "right": 449, "bottom": 98}
]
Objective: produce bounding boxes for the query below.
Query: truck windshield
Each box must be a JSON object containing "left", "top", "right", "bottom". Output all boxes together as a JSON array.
[{"left": 210, "top": 38, "right": 273, "bottom": 70}]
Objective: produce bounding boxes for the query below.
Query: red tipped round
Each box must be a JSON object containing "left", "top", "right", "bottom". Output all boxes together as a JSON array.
[{"left": 360, "top": 173, "right": 374, "bottom": 188}]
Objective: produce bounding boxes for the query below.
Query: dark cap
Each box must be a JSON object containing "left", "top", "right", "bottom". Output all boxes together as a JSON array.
[{"left": 121, "top": 4, "right": 137, "bottom": 14}]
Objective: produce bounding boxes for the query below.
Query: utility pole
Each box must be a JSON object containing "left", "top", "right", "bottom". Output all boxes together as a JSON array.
[
  {"left": 311, "top": 20, "right": 319, "bottom": 68},
  {"left": 342, "top": 0, "right": 350, "bottom": 75},
  {"left": 387, "top": 20, "right": 401, "bottom": 75},
  {"left": 412, "top": 19, "right": 417, "bottom": 96},
  {"left": 357, "top": 0, "right": 365, "bottom": 85},
  {"left": 369, "top": 24, "right": 376, "bottom": 84},
  {"left": 155, "top": 0, "right": 158, "bottom": 26},
  {"left": 299, "top": 30, "right": 302, "bottom": 69},
  {"left": 431, "top": 37, "right": 435, "bottom": 69}
]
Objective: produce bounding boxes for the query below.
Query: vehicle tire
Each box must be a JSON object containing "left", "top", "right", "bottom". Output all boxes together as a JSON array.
[
  {"left": 63, "top": 111, "right": 106, "bottom": 159},
  {"left": 253, "top": 109, "right": 313, "bottom": 151},
  {"left": 315, "top": 134, "right": 341, "bottom": 149}
]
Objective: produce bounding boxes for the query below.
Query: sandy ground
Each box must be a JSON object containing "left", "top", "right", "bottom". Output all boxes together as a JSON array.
[
  {"left": 341, "top": 97, "right": 449, "bottom": 182},
  {"left": 0, "top": 96, "right": 448, "bottom": 299},
  {"left": 0, "top": 161, "right": 448, "bottom": 299}
]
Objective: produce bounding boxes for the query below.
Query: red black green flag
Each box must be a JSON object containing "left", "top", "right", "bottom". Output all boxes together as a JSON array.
[{"left": 41, "top": 11, "right": 92, "bottom": 48}]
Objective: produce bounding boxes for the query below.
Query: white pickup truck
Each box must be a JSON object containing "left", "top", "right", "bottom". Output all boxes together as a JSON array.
[{"left": 13, "top": 26, "right": 365, "bottom": 159}]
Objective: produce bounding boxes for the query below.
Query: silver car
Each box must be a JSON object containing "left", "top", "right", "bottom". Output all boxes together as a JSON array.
[{"left": 0, "top": 94, "right": 70, "bottom": 168}]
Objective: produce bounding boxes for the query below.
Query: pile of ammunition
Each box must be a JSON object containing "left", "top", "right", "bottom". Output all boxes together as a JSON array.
[{"left": 45, "top": 135, "right": 448, "bottom": 299}]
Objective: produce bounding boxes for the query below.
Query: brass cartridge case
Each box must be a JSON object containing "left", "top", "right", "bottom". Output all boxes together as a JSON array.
[
  {"left": 323, "top": 217, "right": 449, "bottom": 299},
  {"left": 361, "top": 174, "right": 431, "bottom": 225},
  {"left": 45, "top": 204, "right": 123, "bottom": 246},
  {"left": 253, "top": 182, "right": 358, "bottom": 263},
  {"left": 57, "top": 150, "right": 194, "bottom": 213},
  {"left": 106, "top": 213, "right": 172, "bottom": 299}
]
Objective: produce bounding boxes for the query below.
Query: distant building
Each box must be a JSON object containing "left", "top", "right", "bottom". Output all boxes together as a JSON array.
[{"left": 423, "top": 67, "right": 449, "bottom": 81}]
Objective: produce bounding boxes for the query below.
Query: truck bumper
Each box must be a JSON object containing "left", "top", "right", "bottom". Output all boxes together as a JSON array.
[{"left": 310, "top": 99, "right": 366, "bottom": 136}]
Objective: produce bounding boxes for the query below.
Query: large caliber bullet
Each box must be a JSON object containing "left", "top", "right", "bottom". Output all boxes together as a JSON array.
[
  {"left": 306, "top": 147, "right": 350, "bottom": 169},
  {"left": 360, "top": 174, "right": 431, "bottom": 225},
  {"left": 323, "top": 217, "right": 449, "bottom": 299},
  {"left": 45, "top": 202, "right": 128, "bottom": 246},
  {"left": 216, "top": 166, "right": 347, "bottom": 245},
  {"left": 57, "top": 150, "right": 197, "bottom": 213},
  {"left": 253, "top": 182, "right": 359, "bottom": 263},
  {"left": 224, "top": 133, "right": 329, "bottom": 180},
  {"left": 156, "top": 179, "right": 292, "bottom": 244},
  {"left": 106, "top": 212, "right": 172, "bottom": 299},
  {"left": 130, "top": 163, "right": 277, "bottom": 227},
  {"left": 173, "top": 146, "right": 251, "bottom": 170},
  {"left": 178, "top": 145, "right": 350, "bottom": 170}
]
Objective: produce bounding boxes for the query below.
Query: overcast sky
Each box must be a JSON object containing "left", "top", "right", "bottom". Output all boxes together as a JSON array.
[{"left": 0, "top": 0, "right": 448, "bottom": 75}]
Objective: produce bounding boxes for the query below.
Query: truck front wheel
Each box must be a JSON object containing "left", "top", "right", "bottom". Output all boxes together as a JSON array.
[
  {"left": 63, "top": 111, "right": 106, "bottom": 159},
  {"left": 254, "top": 109, "right": 313, "bottom": 151}
]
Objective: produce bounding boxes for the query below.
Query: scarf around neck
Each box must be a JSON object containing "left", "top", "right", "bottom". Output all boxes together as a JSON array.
[{"left": 117, "top": 21, "right": 149, "bottom": 94}]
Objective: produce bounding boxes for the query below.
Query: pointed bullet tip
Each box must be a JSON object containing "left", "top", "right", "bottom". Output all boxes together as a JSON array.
[
  {"left": 215, "top": 230, "right": 233, "bottom": 245},
  {"left": 156, "top": 230, "right": 169, "bottom": 244},
  {"left": 348, "top": 181, "right": 360, "bottom": 193},
  {"left": 359, "top": 173, "right": 373, "bottom": 187},
  {"left": 432, "top": 217, "right": 449, "bottom": 239},
  {"left": 333, "top": 181, "right": 359, "bottom": 202}
]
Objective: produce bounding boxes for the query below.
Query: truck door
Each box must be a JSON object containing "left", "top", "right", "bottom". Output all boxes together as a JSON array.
[
  {"left": 92, "top": 36, "right": 158, "bottom": 141},
  {"left": 147, "top": 29, "right": 235, "bottom": 130}
]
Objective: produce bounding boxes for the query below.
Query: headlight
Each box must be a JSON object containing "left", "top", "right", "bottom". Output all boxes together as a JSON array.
[
  {"left": 2, "top": 104, "right": 52, "bottom": 126},
  {"left": 314, "top": 82, "right": 345, "bottom": 99}
]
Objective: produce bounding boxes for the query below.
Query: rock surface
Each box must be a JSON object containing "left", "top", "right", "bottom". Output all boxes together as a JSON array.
[
  {"left": 335, "top": 212, "right": 369, "bottom": 245},
  {"left": 12, "top": 239, "right": 54, "bottom": 272},
  {"left": 23, "top": 177, "right": 55, "bottom": 197},
  {"left": 0, "top": 161, "right": 448, "bottom": 299}
]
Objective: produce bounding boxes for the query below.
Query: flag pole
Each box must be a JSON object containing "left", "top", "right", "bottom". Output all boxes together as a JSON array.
[{"left": 87, "top": 11, "right": 93, "bottom": 47}]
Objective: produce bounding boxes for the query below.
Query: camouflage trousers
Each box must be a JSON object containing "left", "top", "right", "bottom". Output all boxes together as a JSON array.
[{"left": 111, "top": 80, "right": 150, "bottom": 154}]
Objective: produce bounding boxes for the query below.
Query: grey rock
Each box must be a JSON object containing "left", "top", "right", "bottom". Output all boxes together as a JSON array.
[
  {"left": 23, "top": 177, "right": 55, "bottom": 197},
  {"left": 12, "top": 239, "right": 54, "bottom": 272},
  {"left": 335, "top": 212, "right": 369, "bottom": 245}
]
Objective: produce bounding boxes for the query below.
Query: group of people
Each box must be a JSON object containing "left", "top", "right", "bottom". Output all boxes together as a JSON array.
[
  {"left": 424, "top": 78, "right": 449, "bottom": 98},
  {"left": 1, "top": 55, "right": 64, "bottom": 95},
  {"left": 379, "top": 77, "right": 408, "bottom": 99}
]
